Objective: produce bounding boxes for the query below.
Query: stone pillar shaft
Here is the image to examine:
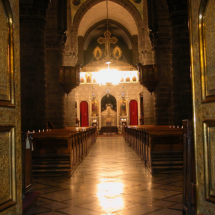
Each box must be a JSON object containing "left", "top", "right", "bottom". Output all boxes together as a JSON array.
[
  {"left": 153, "top": 48, "right": 172, "bottom": 125},
  {"left": 131, "top": 35, "right": 139, "bottom": 66},
  {"left": 20, "top": 4, "right": 48, "bottom": 131},
  {"left": 46, "top": 51, "right": 65, "bottom": 128},
  {"left": 168, "top": 0, "right": 192, "bottom": 125}
]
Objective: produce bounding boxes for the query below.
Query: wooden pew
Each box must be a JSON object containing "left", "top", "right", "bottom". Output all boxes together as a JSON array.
[
  {"left": 123, "top": 125, "right": 183, "bottom": 174},
  {"left": 145, "top": 128, "right": 183, "bottom": 174},
  {"left": 31, "top": 127, "right": 96, "bottom": 177}
]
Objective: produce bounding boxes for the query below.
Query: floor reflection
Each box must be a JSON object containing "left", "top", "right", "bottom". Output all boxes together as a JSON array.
[{"left": 97, "top": 178, "right": 124, "bottom": 213}]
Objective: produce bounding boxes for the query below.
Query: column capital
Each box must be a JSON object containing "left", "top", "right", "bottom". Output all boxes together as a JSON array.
[
  {"left": 167, "top": 0, "right": 188, "bottom": 19},
  {"left": 20, "top": 0, "right": 49, "bottom": 23}
]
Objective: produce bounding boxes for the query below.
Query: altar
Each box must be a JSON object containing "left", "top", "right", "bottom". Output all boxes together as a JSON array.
[{"left": 101, "top": 105, "right": 117, "bottom": 127}]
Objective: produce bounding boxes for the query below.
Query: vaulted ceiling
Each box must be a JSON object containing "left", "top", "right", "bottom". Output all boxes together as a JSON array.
[{"left": 78, "top": 1, "right": 138, "bottom": 37}]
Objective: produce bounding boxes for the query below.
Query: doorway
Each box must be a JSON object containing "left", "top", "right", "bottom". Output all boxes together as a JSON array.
[
  {"left": 80, "top": 101, "right": 89, "bottom": 127},
  {"left": 129, "top": 100, "right": 138, "bottom": 125}
]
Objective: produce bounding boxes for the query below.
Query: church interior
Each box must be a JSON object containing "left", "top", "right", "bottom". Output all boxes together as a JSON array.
[{"left": 0, "top": 0, "right": 215, "bottom": 214}]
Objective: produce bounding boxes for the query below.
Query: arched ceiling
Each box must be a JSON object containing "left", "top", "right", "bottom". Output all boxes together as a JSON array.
[
  {"left": 78, "top": 1, "right": 138, "bottom": 37},
  {"left": 84, "top": 21, "right": 132, "bottom": 50}
]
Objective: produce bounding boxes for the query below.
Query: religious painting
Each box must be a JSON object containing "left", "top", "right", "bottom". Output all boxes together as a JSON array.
[
  {"left": 120, "top": 77, "right": 124, "bottom": 83},
  {"left": 113, "top": 46, "right": 122, "bottom": 60},
  {"left": 59, "top": 69, "right": 64, "bottom": 82},
  {"left": 93, "top": 78, "right": 97, "bottom": 83},
  {"left": 93, "top": 46, "right": 102, "bottom": 60},
  {"left": 80, "top": 77, "right": 85, "bottom": 83},
  {"left": 86, "top": 74, "right": 91, "bottom": 83},
  {"left": 120, "top": 99, "right": 126, "bottom": 115},
  {"left": 133, "top": 0, "right": 142, "bottom": 4},
  {"left": 126, "top": 77, "right": 130, "bottom": 82},
  {"left": 72, "top": 0, "right": 81, "bottom": 6},
  {"left": 132, "top": 76, "right": 137, "bottom": 82},
  {"left": 65, "top": 69, "right": 70, "bottom": 77},
  {"left": 92, "top": 100, "right": 98, "bottom": 116}
]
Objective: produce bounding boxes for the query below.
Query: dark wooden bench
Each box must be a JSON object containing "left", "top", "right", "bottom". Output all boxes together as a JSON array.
[
  {"left": 100, "top": 126, "right": 118, "bottom": 134},
  {"left": 123, "top": 125, "right": 183, "bottom": 174},
  {"left": 32, "top": 127, "right": 97, "bottom": 177}
]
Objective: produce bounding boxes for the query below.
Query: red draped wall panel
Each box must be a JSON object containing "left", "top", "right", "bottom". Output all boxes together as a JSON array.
[
  {"left": 130, "top": 100, "right": 138, "bottom": 125},
  {"left": 80, "top": 101, "right": 89, "bottom": 127}
]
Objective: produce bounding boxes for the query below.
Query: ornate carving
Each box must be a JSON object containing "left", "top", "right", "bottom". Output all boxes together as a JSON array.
[
  {"left": 81, "top": 59, "right": 137, "bottom": 72},
  {"left": 59, "top": 65, "right": 80, "bottom": 95},
  {"left": 97, "top": 30, "right": 118, "bottom": 59},
  {"left": 19, "top": 0, "right": 49, "bottom": 22},
  {"left": 46, "top": 33, "right": 67, "bottom": 52}
]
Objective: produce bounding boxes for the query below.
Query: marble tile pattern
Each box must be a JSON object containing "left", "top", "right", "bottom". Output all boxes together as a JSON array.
[{"left": 26, "top": 137, "right": 183, "bottom": 215}]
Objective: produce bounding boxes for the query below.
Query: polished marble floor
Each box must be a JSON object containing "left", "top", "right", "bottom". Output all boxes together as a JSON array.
[{"left": 27, "top": 137, "right": 183, "bottom": 215}]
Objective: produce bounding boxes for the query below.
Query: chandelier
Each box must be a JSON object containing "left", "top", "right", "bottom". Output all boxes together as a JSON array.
[{"left": 97, "top": 0, "right": 120, "bottom": 85}]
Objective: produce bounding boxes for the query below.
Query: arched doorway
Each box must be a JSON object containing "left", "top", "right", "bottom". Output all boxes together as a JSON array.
[
  {"left": 80, "top": 101, "right": 89, "bottom": 127},
  {"left": 101, "top": 94, "right": 117, "bottom": 127},
  {"left": 129, "top": 100, "right": 138, "bottom": 125}
]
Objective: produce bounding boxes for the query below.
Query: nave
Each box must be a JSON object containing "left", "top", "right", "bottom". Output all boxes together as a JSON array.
[{"left": 26, "top": 137, "right": 183, "bottom": 215}]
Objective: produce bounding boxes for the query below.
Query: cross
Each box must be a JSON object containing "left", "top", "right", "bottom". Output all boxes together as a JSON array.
[{"left": 97, "top": 30, "right": 118, "bottom": 59}]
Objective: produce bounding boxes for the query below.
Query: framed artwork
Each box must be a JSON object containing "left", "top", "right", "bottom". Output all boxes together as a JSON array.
[
  {"left": 120, "top": 99, "right": 126, "bottom": 115},
  {"left": 92, "top": 100, "right": 98, "bottom": 116}
]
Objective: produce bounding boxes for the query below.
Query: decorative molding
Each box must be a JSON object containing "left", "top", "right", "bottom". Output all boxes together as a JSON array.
[
  {"left": 0, "top": 126, "right": 16, "bottom": 212},
  {"left": 81, "top": 59, "right": 137, "bottom": 72},
  {"left": 0, "top": 0, "right": 15, "bottom": 107},
  {"left": 203, "top": 119, "right": 215, "bottom": 203}
]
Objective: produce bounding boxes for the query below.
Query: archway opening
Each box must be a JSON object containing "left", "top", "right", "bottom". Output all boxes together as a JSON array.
[{"left": 101, "top": 94, "right": 117, "bottom": 127}]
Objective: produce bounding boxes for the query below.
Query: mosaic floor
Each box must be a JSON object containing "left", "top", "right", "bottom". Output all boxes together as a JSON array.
[{"left": 26, "top": 137, "right": 183, "bottom": 215}]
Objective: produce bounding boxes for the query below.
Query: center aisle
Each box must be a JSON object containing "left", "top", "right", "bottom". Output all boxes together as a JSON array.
[{"left": 29, "top": 137, "right": 183, "bottom": 215}]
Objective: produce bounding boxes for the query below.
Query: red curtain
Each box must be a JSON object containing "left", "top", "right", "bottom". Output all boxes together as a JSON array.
[
  {"left": 130, "top": 100, "right": 138, "bottom": 125},
  {"left": 80, "top": 101, "right": 89, "bottom": 127}
]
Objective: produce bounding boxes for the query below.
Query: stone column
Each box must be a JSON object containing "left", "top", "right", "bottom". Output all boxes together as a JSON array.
[
  {"left": 45, "top": 0, "right": 67, "bottom": 128},
  {"left": 89, "top": 98, "right": 92, "bottom": 126},
  {"left": 167, "top": 0, "right": 192, "bottom": 126},
  {"left": 98, "top": 97, "right": 101, "bottom": 129},
  {"left": 78, "top": 36, "right": 85, "bottom": 65},
  {"left": 147, "top": 0, "right": 173, "bottom": 125},
  {"left": 20, "top": 0, "right": 49, "bottom": 132},
  {"left": 77, "top": 99, "right": 80, "bottom": 124},
  {"left": 46, "top": 40, "right": 66, "bottom": 128},
  {"left": 131, "top": 35, "right": 139, "bottom": 66},
  {"left": 153, "top": 48, "right": 172, "bottom": 125},
  {"left": 127, "top": 99, "right": 129, "bottom": 125},
  {"left": 117, "top": 98, "right": 119, "bottom": 128},
  {"left": 138, "top": 97, "right": 141, "bottom": 125}
]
